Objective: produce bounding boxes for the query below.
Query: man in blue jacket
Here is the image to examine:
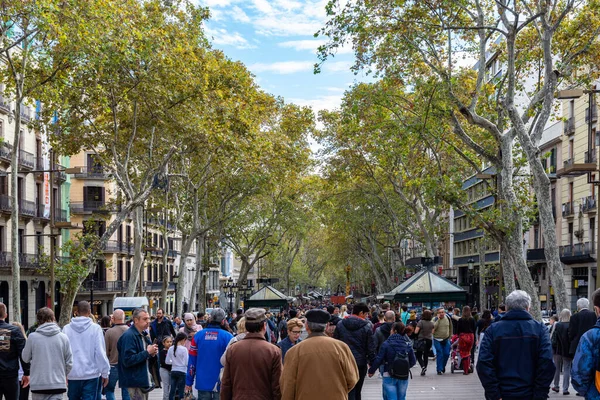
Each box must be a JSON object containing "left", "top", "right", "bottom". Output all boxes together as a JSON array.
[
  {"left": 477, "top": 290, "right": 555, "bottom": 400},
  {"left": 117, "top": 308, "right": 159, "bottom": 400},
  {"left": 572, "top": 288, "right": 600, "bottom": 399},
  {"left": 185, "top": 308, "right": 233, "bottom": 400}
]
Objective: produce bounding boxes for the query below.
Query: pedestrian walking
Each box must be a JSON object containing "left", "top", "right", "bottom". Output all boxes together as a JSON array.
[
  {"left": 374, "top": 311, "right": 395, "bottom": 354},
  {"left": 221, "top": 308, "right": 282, "bottom": 400},
  {"left": 166, "top": 333, "right": 188, "bottom": 400},
  {"left": 22, "top": 307, "right": 73, "bottom": 400},
  {"left": 414, "top": 309, "right": 434, "bottom": 376},
  {"left": 551, "top": 308, "right": 572, "bottom": 395},
  {"left": 432, "top": 307, "right": 452, "bottom": 375},
  {"left": 150, "top": 309, "right": 176, "bottom": 351},
  {"left": 367, "top": 321, "right": 416, "bottom": 400},
  {"left": 569, "top": 297, "right": 597, "bottom": 357},
  {"left": 456, "top": 306, "right": 475, "bottom": 375},
  {"left": 400, "top": 306, "right": 409, "bottom": 325},
  {"left": 281, "top": 309, "right": 358, "bottom": 400},
  {"left": 185, "top": 308, "right": 233, "bottom": 400},
  {"left": 62, "top": 301, "right": 110, "bottom": 400},
  {"left": 11, "top": 322, "right": 30, "bottom": 400},
  {"left": 477, "top": 290, "right": 555, "bottom": 400},
  {"left": 117, "top": 308, "right": 159, "bottom": 400},
  {"left": 277, "top": 318, "right": 303, "bottom": 364},
  {"left": 333, "top": 302, "right": 375, "bottom": 400},
  {"left": 571, "top": 288, "right": 600, "bottom": 399},
  {"left": 159, "top": 336, "right": 173, "bottom": 400},
  {"left": 180, "top": 313, "right": 201, "bottom": 350},
  {"left": 0, "top": 302, "right": 29, "bottom": 400},
  {"left": 104, "top": 309, "right": 131, "bottom": 400}
]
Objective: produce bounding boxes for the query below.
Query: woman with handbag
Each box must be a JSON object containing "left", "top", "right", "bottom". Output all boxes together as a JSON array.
[{"left": 414, "top": 309, "right": 434, "bottom": 376}]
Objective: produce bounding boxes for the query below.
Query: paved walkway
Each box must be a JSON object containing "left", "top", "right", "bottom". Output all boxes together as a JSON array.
[{"left": 114, "top": 357, "right": 575, "bottom": 400}]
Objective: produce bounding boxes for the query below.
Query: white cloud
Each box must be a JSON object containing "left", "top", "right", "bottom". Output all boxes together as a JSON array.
[
  {"left": 249, "top": 61, "right": 314, "bottom": 74},
  {"left": 323, "top": 60, "right": 353, "bottom": 73},
  {"left": 279, "top": 39, "right": 326, "bottom": 51},
  {"left": 200, "top": 0, "right": 241, "bottom": 7},
  {"left": 230, "top": 6, "right": 251, "bottom": 23},
  {"left": 204, "top": 27, "right": 256, "bottom": 49}
]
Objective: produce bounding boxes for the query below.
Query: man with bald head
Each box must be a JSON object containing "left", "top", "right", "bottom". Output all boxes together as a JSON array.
[
  {"left": 374, "top": 311, "right": 396, "bottom": 354},
  {"left": 432, "top": 307, "right": 453, "bottom": 374},
  {"left": 104, "top": 309, "right": 130, "bottom": 400}
]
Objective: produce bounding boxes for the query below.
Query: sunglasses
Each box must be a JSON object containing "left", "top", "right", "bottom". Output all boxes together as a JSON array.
[{"left": 290, "top": 330, "right": 302, "bottom": 334}]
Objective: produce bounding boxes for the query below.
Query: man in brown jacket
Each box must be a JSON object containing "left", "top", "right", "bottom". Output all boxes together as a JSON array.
[
  {"left": 104, "top": 309, "right": 131, "bottom": 400},
  {"left": 281, "top": 309, "right": 358, "bottom": 400},
  {"left": 221, "top": 308, "right": 282, "bottom": 400}
]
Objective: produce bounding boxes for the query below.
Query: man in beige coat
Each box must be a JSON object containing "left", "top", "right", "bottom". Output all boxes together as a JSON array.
[{"left": 281, "top": 309, "right": 358, "bottom": 400}]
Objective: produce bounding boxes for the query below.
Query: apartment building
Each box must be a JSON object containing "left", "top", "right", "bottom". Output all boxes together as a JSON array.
[
  {"left": 551, "top": 89, "right": 599, "bottom": 308},
  {"left": 0, "top": 95, "right": 71, "bottom": 329},
  {"left": 68, "top": 151, "right": 187, "bottom": 316}
]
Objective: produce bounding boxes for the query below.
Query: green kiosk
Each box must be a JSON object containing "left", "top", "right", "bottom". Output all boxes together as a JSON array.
[
  {"left": 244, "top": 286, "right": 291, "bottom": 312},
  {"left": 382, "top": 269, "right": 467, "bottom": 310}
]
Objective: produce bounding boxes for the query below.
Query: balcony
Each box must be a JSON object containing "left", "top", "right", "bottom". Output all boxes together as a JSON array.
[
  {"left": 0, "top": 142, "right": 12, "bottom": 162},
  {"left": 73, "top": 166, "right": 109, "bottom": 180},
  {"left": 35, "top": 157, "right": 44, "bottom": 170},
  {"left": 19, "top": 199, "right": 36, "bottom": 218},
  {"left": 167, "top": 249, "right": 179, "bottom": 258},
  {"left": 36, "top": 203, "right": 49, "bottom": 220},
  {"left": 55, "top": 164, "right": 67, "bottom": 183},
  {"left": 582, "top": 196, "right": 597, "bottom": 213},
  {"left": 527, "top": 248, "right": 546, "bottom": 262},
  {"left": 104, "top": 240, "right": 128, "bottom": 254},
  {"left": 0, "top": 252, "right": 42, "bottom": 270},
  {"left": 0, "top": 195, "right": 10, "bottom": 212},
  {"left": 70, "top": 201, "right": 110, "bottom": 214},
  {"left": 564, "top": 117, "right": 575, "bottom": 135},
  {"left": 79, "top": 280, "right": 175, "bottom": 292},
  {"left": 586, "top": 106, "right": 598, "bottom": 123},
  {"left": 562, "top": 202, "right": 574, "bottom": 217},
  {"left": 18, "top": 149, "right": 34, "bottom": 170},
  {"left": 0, "top": 97, "right": 9, "bottom": 114},
  {"left": 586, "top": 150, "right": 598, "bottom": 164},
  {"left": 560, "top": 242, "right": 595, "bottom": 264},
  {"left": 557, "top": 157, "right": 597, "bottom": 178},
  {"left": 19, "top": 105, "right": 32, "bottom": 124}
]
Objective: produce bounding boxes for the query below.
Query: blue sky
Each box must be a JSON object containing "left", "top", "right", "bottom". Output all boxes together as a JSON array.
[{"left": 196, "top": 0, "right": 368, "bottom": 118}]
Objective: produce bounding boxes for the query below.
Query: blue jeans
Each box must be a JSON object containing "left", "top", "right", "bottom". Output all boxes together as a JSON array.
[
  {"left": 382, "top": 376, "right": 409, "bottom": 400},
  {"left": 68, "top": 377, "right": 102, "bottom": 400},
  {"left": 169, "top": 371, "right": 186, "bottom": 400},
  {"left": 105, "top": 365, "right": 130, "bottom": 400},
  {"left": 433, "top": 339, "right": 451, "bottom": 373},
  {"left": 197, "top": 391, "right": 219, "bottom": 400}
]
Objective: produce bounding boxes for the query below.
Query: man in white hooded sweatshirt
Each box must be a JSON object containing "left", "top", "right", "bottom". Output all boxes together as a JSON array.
[{"left": 63, "top": 301, "right": 110, "bottom": 400}]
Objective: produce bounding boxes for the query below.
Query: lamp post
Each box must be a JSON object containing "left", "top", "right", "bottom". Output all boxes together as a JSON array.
[
  {"left": 89, "top": 277, "right": 95, "bottom": 314},
  {"left": 173, "top": 273, "right": 179, "bottom": 317},
  {"left": 223, "top": 277, "right": 238, "bottom": 313},
  {"left": 468, "top": 258, "right": 475, "bottom": 306}
]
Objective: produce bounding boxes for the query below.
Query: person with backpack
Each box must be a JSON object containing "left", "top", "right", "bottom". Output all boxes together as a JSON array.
[
  {"left": 572, "top": 288, "right": 600, "bottom": 398},
  {"left": 367, "top": 321, "right": 416, "bottom": 400}
]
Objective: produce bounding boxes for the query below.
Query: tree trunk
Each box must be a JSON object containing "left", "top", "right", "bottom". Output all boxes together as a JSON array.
[
  {"left": 517, "top": 130, "right": 568, "bottom": 313},
  {"left": 10, "top": 104, "right": 21, "bottom": 323},
  {"left": 126, "top": 206, "right": 145, "bottom": 297},
  {"left": 189, "top": 236, "right": 203, "bottom": 311},
  {"left": 160, "top": 234, "right": 169, "bottom": 311},
  {"left": 479, "top": 242, "right": 486, "bottom": 309}
]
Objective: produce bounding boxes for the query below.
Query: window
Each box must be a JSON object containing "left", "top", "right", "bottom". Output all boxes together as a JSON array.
[
  {"left": 117, "top": 260, "right": 123, "bottom": 281},
  {"left": 147, "top": 264, "right": 152, "bottom": 281},
  {"left": 35, "top": 232, "right": 42, "bottom": 255},
  {"left": 534, "top": 225, "right": 540, "bottom": 249},
  {"left": 569, "top": 139, "right": 574, "bottom": 160},
  {"left": 569, "top": 182, "right": 574, "bottom": 203},
  {"left": 126, "top": 261, "right": 131, "bottom": 280},
  {"left": 18, "top": 229, "right": 24, "bottom": 254},
  {"left": 591, "top": 217, "right": 596, "bottom": 254},
  {"left": 570, "top": 100, "right": 575, "bottom": 119},
  {"left": 569, "top": 222, "right": 574, "bottom": 247}
]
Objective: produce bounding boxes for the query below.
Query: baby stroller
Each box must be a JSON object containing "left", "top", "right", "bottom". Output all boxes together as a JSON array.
[{"left": 449, "top": 334, "right": 473, "bottom": 373}]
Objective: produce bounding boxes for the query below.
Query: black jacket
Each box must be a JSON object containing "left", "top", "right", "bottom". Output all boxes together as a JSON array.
[
  {"left": 552, "top": 321, "right": 570, "bottom": 358},
  {"left": 374, "top": 322, "right": 393, "bottom": 353},
  {"left": 568, "top": 309, "right": 598, "bottom": 356},
  {"left": 333, "top": 316, "right": 376, "bottom": 366},
  {"left": 0, "top": 320, "right": 29, "bottom": 378}
]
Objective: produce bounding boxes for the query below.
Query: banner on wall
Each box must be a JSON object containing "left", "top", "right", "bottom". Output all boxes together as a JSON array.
[{"left": 41, "top": 125, "right": 50, "bottom": 219}]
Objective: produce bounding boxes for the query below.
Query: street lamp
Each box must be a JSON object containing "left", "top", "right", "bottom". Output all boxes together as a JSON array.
[
  {"left": 173, "top": 273, "right": 179, "bottom": 317},
  {"left": 223, "top": 277, "right": 238, "bottom": 313}
]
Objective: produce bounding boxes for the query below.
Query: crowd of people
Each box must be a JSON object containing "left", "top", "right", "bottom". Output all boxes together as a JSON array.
[{"left": 2, "top": 288, "right": 600, "bottom": 399}]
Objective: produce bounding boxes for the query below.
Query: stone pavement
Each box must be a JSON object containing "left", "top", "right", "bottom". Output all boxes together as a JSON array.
[{"left": 112, "top": 360, "right": 575, "bottom": 399}]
